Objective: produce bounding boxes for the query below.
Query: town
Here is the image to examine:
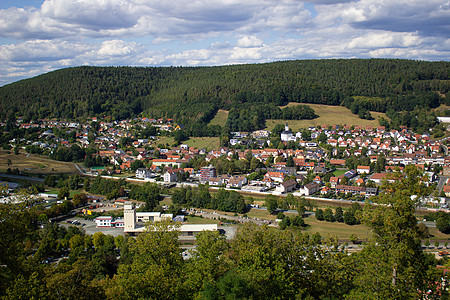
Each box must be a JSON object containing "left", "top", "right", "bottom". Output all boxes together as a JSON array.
[{"left": 2, "top": 115, "right": 450, "bottom": 211}]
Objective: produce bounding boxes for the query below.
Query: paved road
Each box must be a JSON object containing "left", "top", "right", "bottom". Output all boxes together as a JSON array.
[
  {"left": 0, "top": 173, "right": 44, "bottom": 182},
  {"left": 437, "top": 176, "right": 448, "bottom": 194}
]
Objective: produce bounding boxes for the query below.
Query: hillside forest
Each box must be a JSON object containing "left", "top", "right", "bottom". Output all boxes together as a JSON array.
[{"left": 0, "top": 59, "right": 448, "bottom": 135}]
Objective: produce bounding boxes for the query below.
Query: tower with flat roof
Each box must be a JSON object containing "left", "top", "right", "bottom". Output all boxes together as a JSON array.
[{"left": 124, "top": 201, "right": 136, "bottom": 232}]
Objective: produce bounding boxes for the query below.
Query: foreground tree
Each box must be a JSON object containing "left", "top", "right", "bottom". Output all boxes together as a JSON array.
[
  {"left": 106, "top": 221, "right": 188, "bottom": 299},
  {"left": 349, "top": 166, "right": 442, "bottom": 298}
]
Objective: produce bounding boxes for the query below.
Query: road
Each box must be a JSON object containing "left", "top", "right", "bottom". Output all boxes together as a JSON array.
[
  {"left": 437, "top": 176, "right": 448, "bottom": 194},
  {"left": 0, "top": 173, "right": 44, "bottom": 182}
]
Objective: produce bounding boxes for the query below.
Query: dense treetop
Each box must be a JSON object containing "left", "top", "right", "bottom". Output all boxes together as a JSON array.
[{"left": 0, "top": 59, "right": 448, "bottom": 128}]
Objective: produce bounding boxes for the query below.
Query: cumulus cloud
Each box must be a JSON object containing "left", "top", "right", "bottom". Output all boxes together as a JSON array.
[
  {"left": 0, "top": 0, "right": 449, "bottom": 86},
  {"left": 237, "top": 36, "right": 264, "bottom": 48}
]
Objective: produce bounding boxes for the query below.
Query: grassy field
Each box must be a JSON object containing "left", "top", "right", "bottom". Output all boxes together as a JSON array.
[
  {"left": 428, "top": 226, "right": 450, "bottom": 240},
  {"left": 185, "top": 137, "right": 220, "bottom": 150},
  {"left": 433, "top": 104, "right": 450, "bottom": 116},
  {"left": 246, "top": 208, "right": 277, "bottom": 220},
  {"left": 0, "top": 150, "right": 80, "bottom": 175},
  {"left": 209, "top": 109, "right": 229, "bottom": 126},
  {"left": 303, "top": 216, "right": 372, "bottom": 240},
  {"left": 153, "top": 136, "right": 175, "bottom": 147},
  {"left": 266, "top": 103, "right": 389, "bottom": 131}
]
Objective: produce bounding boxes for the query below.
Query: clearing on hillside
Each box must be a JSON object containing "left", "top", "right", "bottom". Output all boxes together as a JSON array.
[
  {"left": 209, "top": 109, "right": 229, "bottom": 127},
  {"left": 185, "top": 137, "right": 220, "bottom": 150},
  {"left": 0, "top": 150, "right": 80, "bottom": 175},
  {"left": 266, "top": 103, "right": 389, "bottom": 132}
]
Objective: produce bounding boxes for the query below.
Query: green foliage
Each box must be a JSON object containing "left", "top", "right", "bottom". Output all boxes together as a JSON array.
[
  {"left": 351, "top": 166, "right": 441, "bottom": 298},
  {"left": 172, "top": 186, "right": 246, "bottom": 214},
  {"left": 129, "top": 182, "right": 161, "bottom": 211},
  {"left": 264, "top": 194, "right": 278, "bottom": 214},
  {"left": 58, "top": 187, "right": 70, "bottom": 200},
  {"left": 1, "top": 60, "right": 447, "bottom": 135},
  {"left": 315, "top": 208, "right": 324, "bottom": 221}
]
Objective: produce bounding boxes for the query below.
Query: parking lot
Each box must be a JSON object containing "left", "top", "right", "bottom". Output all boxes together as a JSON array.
[{"left": 59, "top": 217, "right": 125, "bottom": 237}]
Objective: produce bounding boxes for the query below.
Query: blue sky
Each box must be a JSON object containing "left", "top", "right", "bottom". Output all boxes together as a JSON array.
[{"left": 0, "top": 0, "right": 449, "bottom": 86}]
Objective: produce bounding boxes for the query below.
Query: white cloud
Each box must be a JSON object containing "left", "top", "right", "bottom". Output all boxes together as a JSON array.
[
  {"left": 98, "top": 40, "right": 139, "bottom": 56},
  {"left": 0, "top": 0, "right": 449, "bottom": 86},
  {"left": 237, "top": 36, "right": 264, "bottom": 48}
]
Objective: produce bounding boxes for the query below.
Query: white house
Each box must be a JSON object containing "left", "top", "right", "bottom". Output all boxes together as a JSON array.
[
  {"left": 136, "top": 168, "right": 155, "bottom": 179},
  {"left": 281, "top": 123, "right": 294, "bottom": 142},
  {"left": 164, "top": 171, "right": 177, "bottom": 182}
]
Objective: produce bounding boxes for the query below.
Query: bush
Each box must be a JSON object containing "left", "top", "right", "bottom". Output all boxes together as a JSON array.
[{"left": 315, "top": 209, "right": 324, "bottom": 221}]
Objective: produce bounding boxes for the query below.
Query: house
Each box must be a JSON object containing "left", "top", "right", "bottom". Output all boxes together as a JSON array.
[
  {"left": 275, "top": 179, "right": 297, "bottom": 194},
  {"left": 329, "top": 177, "right": 340, "bottom": 188},
  {"left": 355, "top": 178, "right": 365, "bottom": 186},
  {"left": 357, "top": 165, "right": 371, "bottom": 174},
  {"left": 321, "top": 186, "right": 332, "bottom": 195},
  {"left": 227, "top": 176, "right": 248, "bottom": 188},
  {"left": 163, "top": 171, "right": 177, "bottom": 182},
  {"left": 330, "top": 159, "right": 346, "bottom": 166},
  {"left": 443, "top": 185, "right": 450, "bottom": 197},
  {"left": 299, "top": 182, "right": 320, "bottom": 196},
  {"left": 370, "top": 173, "right": 389, "bottom": 184},
  {"left": 264, "top": 171, "right": 286, "bottom": 183},
  {"left": 135, "top": 168, "right": 154, "bottom": 179},
  {"left": 281, "top": 123, "right": 294, "bottom": 142},
  {"left": 313, "top": 175, "right": 323, "bottom": 185},
  {"left": 208, "top": 177, "right": 223, "bottom": 186}
]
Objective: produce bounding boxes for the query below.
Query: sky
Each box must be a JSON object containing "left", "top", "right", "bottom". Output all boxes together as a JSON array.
[{"left": 0, "top": 0, "right": 449, "bottom": 86}]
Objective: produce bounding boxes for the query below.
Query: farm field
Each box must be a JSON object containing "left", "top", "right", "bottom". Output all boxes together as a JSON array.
[
  {"left": 206, "top": 103, "right": 389, "bottom": 132},
  {"left": 266, "top": 103, "right": 389, "bottom": 132},
  {"left": 0, "top": 150, "right": 80, "bottom": 175}
]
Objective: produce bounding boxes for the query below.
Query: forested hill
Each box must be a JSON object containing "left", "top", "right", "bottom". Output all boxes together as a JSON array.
[{"left": 0, "top": 59, "right": 448, "bottom": 130}]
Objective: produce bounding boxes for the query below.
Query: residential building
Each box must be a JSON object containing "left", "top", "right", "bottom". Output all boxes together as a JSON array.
[{"left": 200, "top": 165, "right": 216, "bottom": 183}]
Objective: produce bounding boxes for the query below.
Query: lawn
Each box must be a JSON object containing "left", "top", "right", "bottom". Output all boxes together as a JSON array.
[
  {"left": 185, "top": 137, "right": 220, "bottom": 150},
  {"left": 0, "top": 150, "right": 80, "bottom": 175},
  {"left": 266, "top": 103, "right": 389, "bottom": 131},
  {"left": 209, "top": 109, "right": 229, "bottom": 127},
  {"left": 332, "top": 169, "right": 347, "bottom": 177}
]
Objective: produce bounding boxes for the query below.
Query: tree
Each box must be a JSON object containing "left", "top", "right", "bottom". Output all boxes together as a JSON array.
[
  {"left": 315, "top": 208, "right": 324, "bottom": 221},
  {"left": 323, "top": 208, "right": 335, "bottom": 222},
  {"left": 130, "top": 160, "right": 144, "bottom": 172},
  {"left": 265, "top": 195, "right": 278, "bottom": 214},
  {"left": 349, "top": 233, "right": 359, "bottom": 244},
  {"left": 286, "top": 156, "right": 295, "bottom": 167},
  {"left": 58, "top": 187, "right": 70, "bottom": 200},
  {"left": 335, "top": 207, "right": 344, "bottom": 222},
  {"left": 72, "top": 193, "right": 88, "bottom": 207},
  {"left": 349, "top": 166, "right": 441, "bottom": 298},
  {"left": 106, "top": 221, "right": 188, "bottom": 299},
  {"left": 436, "top": 216, "right": 450, "bottom": 233}
]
